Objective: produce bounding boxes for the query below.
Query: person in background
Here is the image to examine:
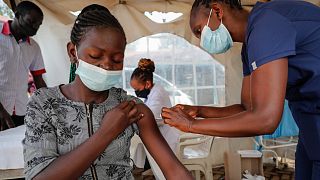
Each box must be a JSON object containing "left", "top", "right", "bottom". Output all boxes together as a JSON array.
[
  {"left": 0, "top": 1, "right": 46, "bottom": 131},
  {"left": 130, "top": 58, "right": 180, "bottom": 168},
  {"left": 162, "top": 0, "right": 320, "bottom": 179},
  {"left": 23, "top": 4, "right": 192, "bottom": 180}
]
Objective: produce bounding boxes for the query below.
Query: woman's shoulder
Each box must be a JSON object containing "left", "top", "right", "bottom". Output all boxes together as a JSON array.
[
  {"left": 109, "top": 87, "right": 143, "bottom": 104},
  {"left": 29, "top": 86, "right": 61, "bottom": 103}
]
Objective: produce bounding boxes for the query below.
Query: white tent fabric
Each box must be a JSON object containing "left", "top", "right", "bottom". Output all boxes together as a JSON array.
[
  {"left": 3, "top": 0, "right": 320, "bottom": 104},
  {"left": 24, "top": 0, "right": 244, "bottom": 104}
]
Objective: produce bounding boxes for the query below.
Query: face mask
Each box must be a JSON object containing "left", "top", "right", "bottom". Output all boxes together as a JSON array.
[
  {"left": 74, "top": 46, "right": 122, "bottom": 92},
  {"left": 200, "top": 9, "right": 233, "bottom": 54},
  {"left": 135, "top": 88, "right": 150, "bottom": 99}
]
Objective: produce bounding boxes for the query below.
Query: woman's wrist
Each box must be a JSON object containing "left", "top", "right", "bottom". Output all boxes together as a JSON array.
[{"left": 95, "top": 128, "right": 116, "bottom": 145}]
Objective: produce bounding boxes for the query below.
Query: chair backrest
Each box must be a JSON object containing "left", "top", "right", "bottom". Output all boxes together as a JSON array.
[{"left": 177, "top": 133, "right": 214, "bottom": 160}]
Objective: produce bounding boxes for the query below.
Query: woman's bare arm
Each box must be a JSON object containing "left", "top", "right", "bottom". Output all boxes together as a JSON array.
[{"left": 136, "top": 104, "right": 192, "bottom": 180}]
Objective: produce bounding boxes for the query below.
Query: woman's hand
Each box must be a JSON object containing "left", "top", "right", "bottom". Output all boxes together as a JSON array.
[
  {"left": 174, "top": 104, "right": 199, "bottom": 118},
  {"left": 0, "top": 107, "right": 15, "bottom": 131},
  {"left": 161, "top": 107, "right": 195, "bottom": 132},
  {"left": 100, "top": 101, "right": 143, "bottom": 138}
]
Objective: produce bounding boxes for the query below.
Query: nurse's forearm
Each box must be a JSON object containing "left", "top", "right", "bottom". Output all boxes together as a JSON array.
[
  {"left": 190, "top": 109, "right": 278, "bottom": 137},
  {"left": 197, "top": 104, "right": 246, "bottom": 118}
]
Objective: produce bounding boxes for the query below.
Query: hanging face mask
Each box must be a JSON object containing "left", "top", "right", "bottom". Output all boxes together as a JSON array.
[
  {"left": 74, "top": 46, "right": 122, "bottom": 92},
  {"left": 200, "top": 9, "right": 233, "bottom": 54},
  {"left": 135, "top": 88, "right": 150, "bottom": 99}
]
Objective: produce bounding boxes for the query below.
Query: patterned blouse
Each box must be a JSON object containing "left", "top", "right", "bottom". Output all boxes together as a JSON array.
[{"left": 23, "top": 86, "right": 141, "bottom": 180}]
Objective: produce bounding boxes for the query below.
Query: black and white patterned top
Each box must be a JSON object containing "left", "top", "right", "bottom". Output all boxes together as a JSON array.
[{"left": 23, "top": 86, "right": 141, "bottom": 180}]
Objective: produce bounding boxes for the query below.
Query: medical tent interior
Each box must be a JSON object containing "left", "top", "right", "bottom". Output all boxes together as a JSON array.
[{"left": 1, "top": 0, "right": 320, "bottom": 178}]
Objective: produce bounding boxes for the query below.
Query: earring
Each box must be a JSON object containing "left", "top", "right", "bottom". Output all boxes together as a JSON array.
[{"left": 69, "top": 62, "right": 77, "bottom": 83}]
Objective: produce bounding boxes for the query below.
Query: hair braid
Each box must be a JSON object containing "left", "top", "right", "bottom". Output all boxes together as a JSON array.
[{"left": 192, "top": 0, "right": 242, "bottom": 10}]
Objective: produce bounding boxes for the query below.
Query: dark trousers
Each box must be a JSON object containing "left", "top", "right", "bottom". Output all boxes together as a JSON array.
[
  {"left": 296, "top": 141, "right": 320, "bottom": 180},
  {"left": 2, "top": 115, "right": 25, "bottom": 130},
  {"left": 292, "top": 111, "right": 320, "bottom": 180},
  {"left": 11, "top": 115, "right": 25, "bottom": 127}
]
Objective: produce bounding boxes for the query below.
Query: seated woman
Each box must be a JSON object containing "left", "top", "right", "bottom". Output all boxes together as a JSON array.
[
  {"left": 23, "top": 4, "right": 192, "bottom": 180},
  {"left": 130, "top": 58, "right": 180, "bottom": 153}
]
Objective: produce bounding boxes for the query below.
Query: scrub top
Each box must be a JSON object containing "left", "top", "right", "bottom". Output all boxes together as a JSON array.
[
  {"left": 241, "top": 0, "right": 320, "bottom": 162},
  {"left": 241, "top": 0, "right": 320, "bottom": 114}
]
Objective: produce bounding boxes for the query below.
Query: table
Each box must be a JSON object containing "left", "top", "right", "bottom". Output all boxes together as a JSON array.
[{"left": 0, "top": 125, "right": 26, "bottom": 179}]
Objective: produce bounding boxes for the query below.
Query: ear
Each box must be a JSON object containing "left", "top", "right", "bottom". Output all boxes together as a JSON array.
[
  {"left": 145, "top": 80, "right": 152, "bottom": 89},
  {"left": 67, "top": 42, "right": 77, "bottom": 63},
  {"left": 211, "top": 3, "right": 224, "bottom": 20}
]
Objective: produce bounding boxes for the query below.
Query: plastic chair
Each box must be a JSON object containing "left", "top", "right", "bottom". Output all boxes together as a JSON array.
[{"left": 177, "top": 133, "right": 214, "bottom": 180}]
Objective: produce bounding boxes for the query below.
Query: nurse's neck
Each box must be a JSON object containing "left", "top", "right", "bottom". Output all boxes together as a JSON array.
[{"left": 222, "top": 6, "right": 250, "bottom": 43}]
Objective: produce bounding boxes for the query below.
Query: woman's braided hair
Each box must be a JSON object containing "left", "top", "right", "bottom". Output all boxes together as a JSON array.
[
  {"left": 131, "top": 58, "right": 155, "bottom": 84},
  {"left": 192, "top": 0, "right": 242, "bottom": 10},
  {"left": 69, "top": 4, "right": 126, "bottom": 82}
]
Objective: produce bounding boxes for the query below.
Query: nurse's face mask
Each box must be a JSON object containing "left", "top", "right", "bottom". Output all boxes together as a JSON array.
[
  {"left": 135, "top": 85, "right": 150, "bottom": 99},
  {"left": 200, "top": 8, "right": 233, "bottom": 54},
  {"left": 74, "top": 46, "right": 122, "bottom": 92}
]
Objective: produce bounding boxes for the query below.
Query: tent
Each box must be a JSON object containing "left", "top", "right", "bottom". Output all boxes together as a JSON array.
[
  {"left": 1, "top": 0, "right": 319, "bottom": 175},
  {"left": 2, "top": 0, "right": 320, "bottom": 105}
]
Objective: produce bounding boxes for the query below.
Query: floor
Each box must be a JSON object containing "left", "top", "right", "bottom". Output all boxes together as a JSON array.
[{"left": 133, "top": 161, "right": 295, "bottom": 180}]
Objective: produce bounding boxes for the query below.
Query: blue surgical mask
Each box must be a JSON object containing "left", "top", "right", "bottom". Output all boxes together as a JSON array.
[
  {"left": 200, "top": 9, "right": 233, "bottom": 54},
  {"left": 74, "top": 46, "right": 122, "bottom": 92}
]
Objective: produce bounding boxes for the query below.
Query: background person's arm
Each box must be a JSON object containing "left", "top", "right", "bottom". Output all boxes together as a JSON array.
[
  {"left": 33, "top": 75, "right": 47, "bottom": 89},
  {"left": 136, "top": 104, "right": 193, "bottom": 180},
  {"left": 162, "top": 58, "right": 288, "bottom": 137},
  {"left": 0, "top": 102, "right": 14, "bottom": 130}
]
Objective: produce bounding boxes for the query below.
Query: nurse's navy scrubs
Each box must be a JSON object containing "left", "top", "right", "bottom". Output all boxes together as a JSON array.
[{"left": 241, "top": 1, "right": 320, "bottom": 179}]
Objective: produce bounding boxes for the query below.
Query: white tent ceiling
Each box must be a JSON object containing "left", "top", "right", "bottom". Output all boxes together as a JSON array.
[{"left": 2, "top": 0, "right": 320, "bottom": 105}]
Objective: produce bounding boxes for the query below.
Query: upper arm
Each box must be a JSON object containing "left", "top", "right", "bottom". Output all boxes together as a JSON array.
[
  {"left": 136, "top": 104, "right": 171, "bottom": 153},
  {"left": 250, "top": 58, "right": 288, "bottom": 129},
  {"left": 135, "top": 104, "right": 183, "bottom": 176},
  {"left": 23, "top": 94, "right": 58, "bottom": 179},
  {"left": 30, "top": 44, "right": 46, "bottom": 76},
  {"left": 241, "top": 76, "right": 251, "bottom": 110}
]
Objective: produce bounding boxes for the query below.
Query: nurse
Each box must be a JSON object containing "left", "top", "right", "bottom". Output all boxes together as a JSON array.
[
  {"left": 131, "top": 58, "right": 180, "bottom": 153},
  {"left": 161, "top": 0, "right": 320, "bottom": 179}
]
